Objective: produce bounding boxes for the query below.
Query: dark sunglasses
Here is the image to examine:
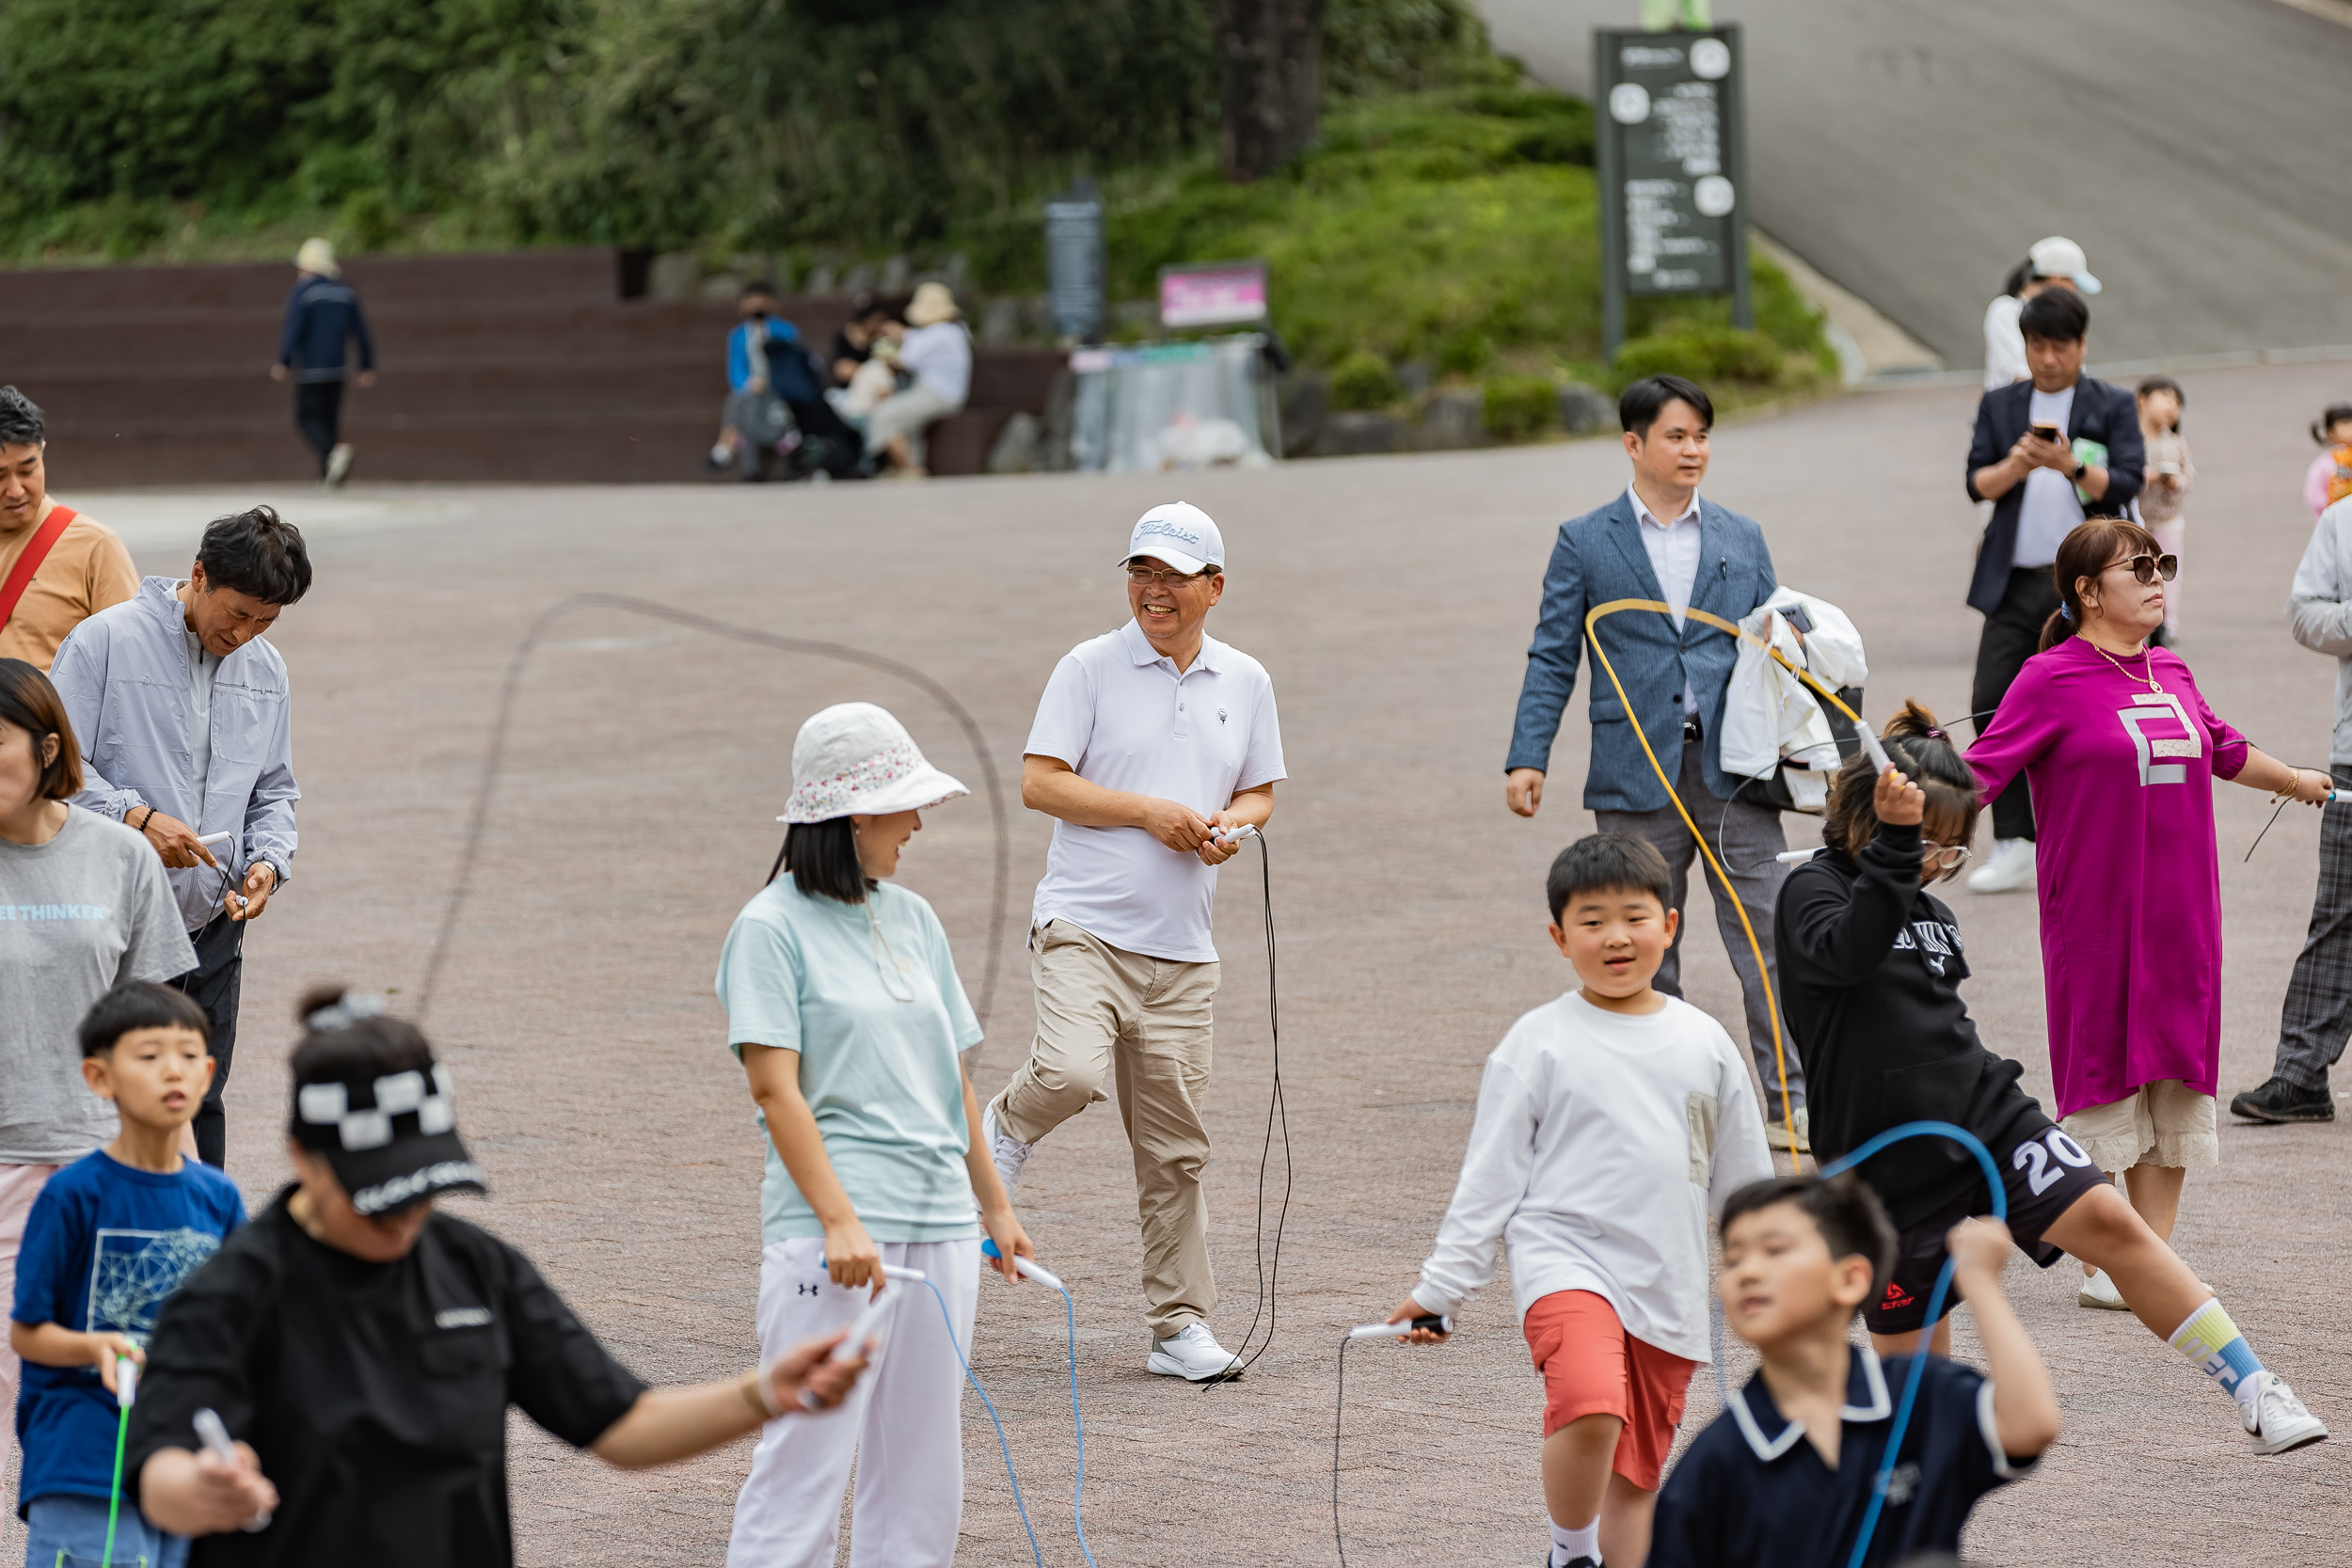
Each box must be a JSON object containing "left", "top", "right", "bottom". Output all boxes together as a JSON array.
[{"left": 2117, "top": 553, "right": 2179, "bottom": 584}]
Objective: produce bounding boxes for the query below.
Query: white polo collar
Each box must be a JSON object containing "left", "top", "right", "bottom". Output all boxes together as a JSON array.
[
  {"left": 1728, "top": 1344, "right": 1893, "bottom": 1461},
  {"left": 1119, "top": 616, "right": 1224, "bottom": 676},
  {"left": 1627, "top": 483, "right": 1702, "bottom": 531}
]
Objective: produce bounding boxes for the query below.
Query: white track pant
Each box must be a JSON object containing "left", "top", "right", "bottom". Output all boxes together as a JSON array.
[{"left": 726, "top": 1237, "right": 977, "bottom": 1568}]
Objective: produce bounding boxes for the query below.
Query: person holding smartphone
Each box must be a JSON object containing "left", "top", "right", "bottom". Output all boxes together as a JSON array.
[{"left": 1960, "top": 287, "right": 2144, "bottom": 895}]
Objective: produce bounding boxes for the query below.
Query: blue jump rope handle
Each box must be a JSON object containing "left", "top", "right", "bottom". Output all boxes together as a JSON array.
[{"left": 1812, "top": 1121, "right": 2006, "bottom": 1568}]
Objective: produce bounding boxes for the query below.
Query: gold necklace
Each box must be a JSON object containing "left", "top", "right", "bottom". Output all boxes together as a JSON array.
[{"left": 2090, "top": 639, "right": 2162, "bottom": 695}]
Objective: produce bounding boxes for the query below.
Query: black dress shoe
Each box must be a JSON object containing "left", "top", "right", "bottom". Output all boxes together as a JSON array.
[{"left": 2229, "top": 1076, "right": 2335, "bottom": 1123}]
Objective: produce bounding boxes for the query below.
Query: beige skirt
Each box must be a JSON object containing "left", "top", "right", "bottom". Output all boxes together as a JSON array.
[{"left": 2059, "top": 1079, "right": 2218, "bottom": 1173}]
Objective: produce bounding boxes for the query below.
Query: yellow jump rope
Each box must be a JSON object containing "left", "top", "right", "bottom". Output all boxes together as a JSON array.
[{"left": 1582, "top": 597, "right": 1885, "bottom": 1166}]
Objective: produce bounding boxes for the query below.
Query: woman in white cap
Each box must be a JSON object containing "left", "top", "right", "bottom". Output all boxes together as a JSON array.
[
  {"left": 721, "top": 701, "right": 1032, "bottom": 1568},
  {"left": 865, "top": 282, "right": 969, "bottom": 478},
  {"left": 1981, "top": 236, "right": 2099, "bottom": 389}
]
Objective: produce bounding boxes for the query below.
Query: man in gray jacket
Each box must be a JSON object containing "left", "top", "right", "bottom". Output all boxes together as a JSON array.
[
  {"left": 2234, "top": 494, "right": 2352, "bottom": 1124},
  {"left": 49, "top": 506, "right": 308, "bottom": 1166}
]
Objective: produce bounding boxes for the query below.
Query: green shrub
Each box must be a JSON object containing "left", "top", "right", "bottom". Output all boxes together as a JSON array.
[
  {"left": 1610, "top": 325, "right": 1785, "bottom": 391},
  {"left": 1483, "top": 374, "right": 1557, "bottom": 442},
  {"left": 1329, "top": 350, "right": 1402, "bottom": 411},
  {"left": 334, "top": 189, "right": 401, "bottom": 253}
]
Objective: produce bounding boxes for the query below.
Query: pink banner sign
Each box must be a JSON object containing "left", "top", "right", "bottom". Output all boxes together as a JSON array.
[{"left": 1159, "top": 262, "right": 1267, "bottom": 328}]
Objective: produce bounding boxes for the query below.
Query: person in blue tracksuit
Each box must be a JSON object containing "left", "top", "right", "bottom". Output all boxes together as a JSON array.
[{"left": 270, "top": 239, "right": 375, "bottom": 487}]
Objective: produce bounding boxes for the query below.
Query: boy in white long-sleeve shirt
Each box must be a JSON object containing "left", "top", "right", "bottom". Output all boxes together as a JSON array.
[{"left": 1386, "top": 833, "right": 1773, "bottom": 1568}]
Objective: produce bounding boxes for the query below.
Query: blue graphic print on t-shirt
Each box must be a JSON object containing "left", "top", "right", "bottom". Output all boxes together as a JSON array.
[{"left": 11, "top": 1150, "right": 245, "bottom": 1511}]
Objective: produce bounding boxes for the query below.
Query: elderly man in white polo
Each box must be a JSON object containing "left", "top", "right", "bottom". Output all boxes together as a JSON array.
[{"left": 982, "top": 500, "right": 1284, "bottom": 1381}]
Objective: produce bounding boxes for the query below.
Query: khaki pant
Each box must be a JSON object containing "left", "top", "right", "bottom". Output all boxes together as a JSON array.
[{"left": 991, "top": 920, "right": 1218, "bottom": 1338}]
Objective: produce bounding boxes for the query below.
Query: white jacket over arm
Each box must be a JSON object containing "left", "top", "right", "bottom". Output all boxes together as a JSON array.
[
  {"left": 1409, "top": 992, "right": 1773, "bottom": 1363},
  {"left": 2289, "top": 499, "right": 2352, "bottom": 766}
]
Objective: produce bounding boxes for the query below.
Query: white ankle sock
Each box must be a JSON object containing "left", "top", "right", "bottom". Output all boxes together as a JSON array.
[{"left": 1549, "top": 1515, "right": 1599, "bottom": 1565}]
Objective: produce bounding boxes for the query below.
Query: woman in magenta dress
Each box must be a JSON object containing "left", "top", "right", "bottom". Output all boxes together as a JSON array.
[{"left": 1967, "top": 519, "right": 2330, "bottom": 1307}]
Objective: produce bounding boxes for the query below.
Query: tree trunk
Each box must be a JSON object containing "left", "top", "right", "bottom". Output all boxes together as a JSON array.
[{"left": 1216, "top": 0, "right": 1324, "bottom": 183}]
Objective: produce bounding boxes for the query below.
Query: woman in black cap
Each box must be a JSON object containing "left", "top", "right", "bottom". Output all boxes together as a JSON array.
[{"left": 124, "top": 988, "right": 867, "bottom": 1566}]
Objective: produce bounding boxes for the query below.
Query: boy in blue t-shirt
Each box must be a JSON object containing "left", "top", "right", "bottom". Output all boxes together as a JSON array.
[
  {"left": 1649, "top": 1174, "right": 2059, "bottom": 1568},
  {"left": 10, "top": 982, "right": 245, "bottom": 1568}
]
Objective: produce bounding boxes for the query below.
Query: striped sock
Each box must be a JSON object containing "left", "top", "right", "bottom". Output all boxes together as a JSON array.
[{"left": 2169, "top": 1298, "right": 2265, "bottom": 1413}]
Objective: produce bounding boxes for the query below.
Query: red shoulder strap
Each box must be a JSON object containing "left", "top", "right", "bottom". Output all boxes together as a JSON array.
[{"left": 0, "top": 504, "right": 77, "bottom": 631}]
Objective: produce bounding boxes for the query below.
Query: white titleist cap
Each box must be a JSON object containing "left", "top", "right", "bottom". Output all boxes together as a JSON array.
[
  {"left": 2027, "top": 235, "right": 2100, "bottom": 295},
  {"left": 780, "top": 702, "right": 967, "bottom": 825},
  {"left": 1120, "top": 501, "right": 1224, "bottom": 576}
]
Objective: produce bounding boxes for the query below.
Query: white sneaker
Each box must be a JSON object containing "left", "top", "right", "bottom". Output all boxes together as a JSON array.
[
  {"left": 1967, "top": 838, "right": 2036, "bottom": 894},
  {"left": 325, "top": 443, "right": 355, "bottom": 488},
  {"left": 2077, "top": 1268, "right": 2131, "bottom": 1310},
  {"left": 1148, "top": 1322, "right": 1241, "bottom": 1382},
  {"left": 981, "top": 1102, "right": 1032, "bottom": 1193},
  {"left": 2245, "top": 1370, "right": 2328, "bottom": 1454}
]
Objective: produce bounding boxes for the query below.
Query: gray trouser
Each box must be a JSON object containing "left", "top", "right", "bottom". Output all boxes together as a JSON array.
[
  {"left": 2272, "top": 763, "right": 2352, "bottom": 1089},
  {"left": 1596, "top": 736, "right": 1804, "bottom": 1110}
]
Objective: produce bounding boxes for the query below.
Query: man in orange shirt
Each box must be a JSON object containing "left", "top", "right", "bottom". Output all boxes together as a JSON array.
[{"left": 0, "top": 387, "right": 138, "bottom": 672}]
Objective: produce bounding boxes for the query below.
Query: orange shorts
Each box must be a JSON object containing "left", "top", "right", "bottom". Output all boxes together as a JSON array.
[{"left": 1520, "top": 1290, "right": 1698, "bottom": 1492}]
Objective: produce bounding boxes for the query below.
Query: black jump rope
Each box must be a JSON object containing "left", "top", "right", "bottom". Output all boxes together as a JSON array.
[
  {"left": 418, "top": 599, "right": 2316, "bottom": 1565},
  {"left": 413, "top": 594, "right": 1295, "bottom": 1565}
]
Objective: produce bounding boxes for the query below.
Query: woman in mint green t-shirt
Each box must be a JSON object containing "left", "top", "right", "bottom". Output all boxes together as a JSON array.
[{"left": 719, "top": 702, "right": 1033, "bottom": 1568}]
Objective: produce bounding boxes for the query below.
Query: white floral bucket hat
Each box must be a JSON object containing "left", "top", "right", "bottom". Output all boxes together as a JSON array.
[{"left": 780, "top": 703, "right": 967, "bottom": 824}]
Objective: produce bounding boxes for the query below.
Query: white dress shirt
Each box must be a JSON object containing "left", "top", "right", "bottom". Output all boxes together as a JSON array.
[{"left": 1629, "top": 483, "right": 1704, "bottom": 715}]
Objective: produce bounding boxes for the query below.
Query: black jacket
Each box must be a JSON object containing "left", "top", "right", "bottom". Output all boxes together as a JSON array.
[
  {"left": 1774, "top": 822, "right": 2049, "bottom": 1227},
  {"left": 1963, "top": 373, "right": 2144, "bottom": 614}
]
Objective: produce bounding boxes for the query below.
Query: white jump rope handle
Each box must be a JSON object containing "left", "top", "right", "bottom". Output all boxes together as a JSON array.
[
  {"left": 981, "top": 1237, "right": 1063, "bottom": 1291},
  {"left": 1349, "top": 1314, "right": 1453, "bottom": 1339},
  {"left": 1773, "top": 734, "right": 1903, "bottom": 867},
  {"left": 115, "top": 1354, "right": 136, "bottom": 1409},
  {"left": 1210, "top": 823, "right": 1259, "bottom": 843},
  {"left": 193, "top": 1407, "right": 272, "bottom": 1531},
  {"left": 197, "top": 831, "right": 235, "bottom": 847}
]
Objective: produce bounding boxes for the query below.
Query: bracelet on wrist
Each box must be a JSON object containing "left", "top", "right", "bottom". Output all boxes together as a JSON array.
[{"left": 744, "top": 1363, "right": 787, "bottom": 1419}]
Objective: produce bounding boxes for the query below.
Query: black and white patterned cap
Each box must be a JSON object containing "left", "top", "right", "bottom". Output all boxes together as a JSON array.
[{"left": 290, "top": 1053, "right": 485, "bottom": 1217}]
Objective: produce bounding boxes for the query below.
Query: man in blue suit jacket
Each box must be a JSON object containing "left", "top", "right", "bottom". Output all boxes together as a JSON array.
[
  {"left": 1960, "top": 286, "right": 2142, "bottom": 893},
  {"left": 1505, "top": 375, "right": 1805, "bottom": 1142}
]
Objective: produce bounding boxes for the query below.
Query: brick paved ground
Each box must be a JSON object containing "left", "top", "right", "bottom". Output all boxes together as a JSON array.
[{"left": 14, "top": 362, "right": 2352, "bottom": 1565}]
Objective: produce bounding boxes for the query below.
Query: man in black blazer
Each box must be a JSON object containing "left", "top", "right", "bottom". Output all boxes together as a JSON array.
[{"left": 1961, "top": 287, "right": 2143, "bottom": 893}]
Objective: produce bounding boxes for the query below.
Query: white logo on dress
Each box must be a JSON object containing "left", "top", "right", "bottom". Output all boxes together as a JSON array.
[{"left": 2116, "top": 693, "right": 2200, "bottom": 786}]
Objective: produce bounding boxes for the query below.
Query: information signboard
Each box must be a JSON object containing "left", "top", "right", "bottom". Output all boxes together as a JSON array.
[
  {"left": 1594, "top": 25, "right": 1751, "bottom": 360},
  {"left": 1045, "top": 177, "right": 1106, "bottom": 343},
  {"left": 1158, "top": 260, "right": 1268, "bottom": 329}
]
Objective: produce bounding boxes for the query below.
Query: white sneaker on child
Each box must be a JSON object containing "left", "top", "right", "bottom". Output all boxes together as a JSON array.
[
  {"left": 2245, "top": 1370, "right": 2328, "bottom": 1454},
  {"left": 982, "top": 1102, "right": 1033, "bottom": 1192}
]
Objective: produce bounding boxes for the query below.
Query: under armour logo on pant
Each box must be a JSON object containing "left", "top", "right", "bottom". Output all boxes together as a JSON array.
[{"left": 798, "top": 1283, "right": 820, "bottom": 1296}]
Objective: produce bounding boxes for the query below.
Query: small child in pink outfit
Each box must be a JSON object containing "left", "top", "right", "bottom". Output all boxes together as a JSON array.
[{"left": 2136, "top": 376, "right": 2193, "bottom": 638}]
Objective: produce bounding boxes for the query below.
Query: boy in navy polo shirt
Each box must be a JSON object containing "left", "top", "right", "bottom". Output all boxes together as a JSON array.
[
  {"left": 10, "top": 983, "right": 245, "bottom": 1568},
  {"left": 1649, "top": 1175, "right": 2058, "bottom": 1568}
]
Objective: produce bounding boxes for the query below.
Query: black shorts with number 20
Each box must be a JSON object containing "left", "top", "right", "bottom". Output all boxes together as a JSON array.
[{"left": 1865, "top": 1120, "right": 2107, "bottom": 1336}]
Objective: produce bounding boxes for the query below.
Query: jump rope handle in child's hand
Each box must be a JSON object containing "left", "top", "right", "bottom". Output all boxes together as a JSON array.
[{"left": 194, "top": 1407, "right": 273, "bottom": 1532}]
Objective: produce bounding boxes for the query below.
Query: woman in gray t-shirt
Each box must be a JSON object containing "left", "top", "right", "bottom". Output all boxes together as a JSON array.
[{"left": 0, "top": 660, "right": 196, "bottom": 1415}]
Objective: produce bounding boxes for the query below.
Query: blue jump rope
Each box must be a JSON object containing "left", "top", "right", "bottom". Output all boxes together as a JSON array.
[
  {"left": 1769, "top": 1119, "right": 2007, "bottom": 1568},
  {"left": 824, "top": 1243, "right": 1094, "bottom": 1568}
]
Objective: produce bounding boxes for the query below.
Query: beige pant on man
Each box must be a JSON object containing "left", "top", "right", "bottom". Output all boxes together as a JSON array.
[{"left": 991, "top": 920, "right": 1218, "bottom": 1338}]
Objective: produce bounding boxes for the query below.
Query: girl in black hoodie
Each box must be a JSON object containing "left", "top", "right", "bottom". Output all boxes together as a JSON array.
[{"left": 1774, "top": 704, "right": 2324, "bottom": 1451}]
